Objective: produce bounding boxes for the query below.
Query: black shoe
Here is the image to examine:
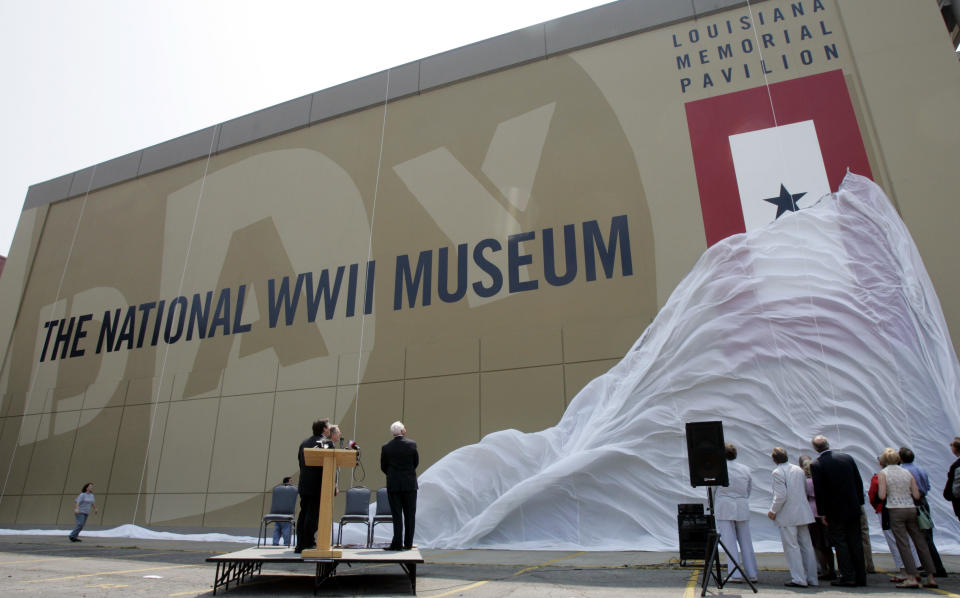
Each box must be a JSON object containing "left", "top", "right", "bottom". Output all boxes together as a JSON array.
[
  {"left": 403, "top": 545, "right": 412, "bottom": 550},
  {"left": 935, "top": 571, "right": 948, "bottom": 578},
  {"left": 68, "top": 536, "right": 78, "bottom": 542},
  {"left": 818, "top": 572, "right": 837, "bottom": 580},
  {"left": 383, "top": 545, "right": 401, "bottom": 551},
  {"left": 831, "top": 580, "right": 857, "bottom": 587},
  {"left": 784, "top": 581, "right": 808, "bottom": 587}
]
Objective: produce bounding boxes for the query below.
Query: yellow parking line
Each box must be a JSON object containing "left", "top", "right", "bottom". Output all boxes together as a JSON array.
[
  {"left": 514, "top": 551, "right": 586, "bottom": 576},
  {"left": 682, "top": 570, "right": 699, "bottom": 598},
  {"left": 0, "top": 555, "right": 91, "bottom": 565},
  {"left": 423, "top": 580, "right": 490, "bottom": 598},
  {"left": 0, "top": 549, "right": 182, "bottom": 566},
  {"left": 927, "top": 589, "right": 960, "bottom": 598},
  {"left": 26, "top": 563, "right": 195, "bottom": 583},
  {"left": 422, "top": 551, "right": 587, "bottom": 598}
]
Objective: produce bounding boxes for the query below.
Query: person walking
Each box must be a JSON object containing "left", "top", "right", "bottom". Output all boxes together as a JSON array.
[{"left": 69, "top": 482, "right": 98, "bottom": 542}]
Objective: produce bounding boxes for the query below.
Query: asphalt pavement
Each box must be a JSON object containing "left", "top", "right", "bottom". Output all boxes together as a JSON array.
[{"left": 1, "top": 534, "right": 959, "bottom": 597}]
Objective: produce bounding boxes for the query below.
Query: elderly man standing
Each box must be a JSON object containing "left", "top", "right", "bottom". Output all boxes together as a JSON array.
[
  {"left": 381, "top": 421, "right": 419, "bottom": 551},
  {"left": 810, "top": 435, "right": 866, "bottom": 587},
  {"left": 769, "top": 447, "right": 818, "bottom": 587}
]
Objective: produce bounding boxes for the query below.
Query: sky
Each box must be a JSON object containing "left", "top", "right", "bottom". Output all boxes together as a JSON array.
[{"left": 0, "top": 0, "right": 611, "bottom": 258}]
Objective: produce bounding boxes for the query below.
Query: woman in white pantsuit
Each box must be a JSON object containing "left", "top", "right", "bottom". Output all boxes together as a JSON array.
[{"left": 713, "top": 443, "right": 759, "bottom": 583}]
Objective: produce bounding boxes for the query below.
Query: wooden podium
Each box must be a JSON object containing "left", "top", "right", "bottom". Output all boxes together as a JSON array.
[{"left": 301, "top": 448, "right": 359, "bottom": 558}]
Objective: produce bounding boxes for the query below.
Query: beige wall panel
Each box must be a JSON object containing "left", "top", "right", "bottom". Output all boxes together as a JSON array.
[
  {"left": 57, "top": 493, "right": 103, "bottom": 526},
  {"left": 339, "top": 347, "right": 404, "bottom": 386},
  {"left": 15, "top": 494, "right": 60, "bottom": 524},
  {"left": 404, "top": 374, "right": 480, "bottom": 472},
  {"left": 0, "top": 205, "right": 48, "bottom": 383},
  {"left": 64, "top": 406, "right": 123, "bottom": 493},
  {"left": 266, "top": 387, "right": 337, "bottom": 491},
  {"left": 0, "top": 392, "right": 22, "bottom": 419},
  {"left": 82, "top": 378, "right": 128, "bottom": 413},
  {"left": 203, "top": 493, "right": 263, "bottom": 527},
  {"left": 1, "top": 415, "right": 38, "bottom": 495},
  {"left": 277, "top": 355, "right": 339, "bottom": 391},
  {"left": 480, "top": 365, "right": 565, "bottom": 437},
  {"left": 222, "top": 355, "right": 279, "bottom": 397},
  {"left": 108, "top": 403, "right": 169, "bottom": 494},
  {"left": 23, "top": 387, "right": 55, "bottom": 415},
  {"left": 334, "top": 381, "right": 404, "bottom": 491},
  {"left": 101, "top": 493, "right": 152, "bottom": 527},
  {"left": 23, "top": 411, "right": 79, "bottom": 494},
  {"left": 154, "top": 398, "right": 218, "bottom": 493},
  {"left": 0, "top": 417, "right": 24, "bottom": 490},
  {"left": 563, "top": 359, "right": 620, "bottom": 405},
  {"left": 126, "top": 375, "right": 174, "bottom": 406},
  {"left": 50, "top": 384, "right": 87, "bottom": 414},
  {"left": 171, "top": 369, "right": 223, "bottom": 401},
  {"left": 405, "top": 337, "right": 479, "bottom": 379},
  {"left": 208, "top": 393, "right": 273, "bottom": 493},
  {"left": 0, "top": 494, "right": 20, "bottom": 524},
  {"left": 562, "top": 315, "right": 648, "bottom": 363},
  {"left": 149, "top": 493, "right": 205, "bottom": 526},
  {"left": 481, "top": 326, "right": 562, "bottom": 371}
]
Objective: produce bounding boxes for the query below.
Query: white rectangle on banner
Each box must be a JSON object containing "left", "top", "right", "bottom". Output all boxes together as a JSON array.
[{"left": 729, "top": 120, "right": 831, "bottom": 232}]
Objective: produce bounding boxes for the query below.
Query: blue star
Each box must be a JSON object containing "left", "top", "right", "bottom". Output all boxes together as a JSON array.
[{"left": 763, "top": 184, "right": 806, "bottom": 218}]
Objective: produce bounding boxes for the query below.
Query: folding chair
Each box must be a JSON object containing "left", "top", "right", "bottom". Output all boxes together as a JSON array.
[
  {"left": 369, "top": 487, "right": 393, "bottom": 547},
  {"left": 259, "top": 483, "right": 298, "bottom": 547},
  {"left": 337, "top": 486, "right": 371, "bottom": 546}
]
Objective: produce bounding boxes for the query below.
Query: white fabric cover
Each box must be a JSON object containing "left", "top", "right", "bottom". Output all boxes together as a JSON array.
[{"left": 415, "top": 173, "right": 960, "bottom": 552}]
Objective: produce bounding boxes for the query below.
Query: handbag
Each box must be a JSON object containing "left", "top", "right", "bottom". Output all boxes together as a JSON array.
[
  {"left": 881, "top": 500, "right": 890, "bottom": 531},
  {"left": 917, "top": 504, "right": 934, "bottom": 530}
]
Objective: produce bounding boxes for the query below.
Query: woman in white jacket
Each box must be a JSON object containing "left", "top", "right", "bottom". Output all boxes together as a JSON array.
[{"left": 713, "top": 442, "right": 758, "bottom": 583}]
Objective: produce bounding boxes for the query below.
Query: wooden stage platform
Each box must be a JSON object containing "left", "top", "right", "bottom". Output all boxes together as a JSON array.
[{"left": 206, "top": 545, "right": 424, "bottom": 594}]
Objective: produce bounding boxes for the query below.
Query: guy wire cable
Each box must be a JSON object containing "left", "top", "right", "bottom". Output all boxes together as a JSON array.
[
  {"left": 744, "top": 0, "right": 844, "bottom": 439},
  {"left": 132, "top": 128, "right": 218, "bottom": 525},
  {"left": 0, "top": 164, "right": 97, "bottom": 509},
  {"left": 350, "top": 68, "right": 391, "bottom": 486}
]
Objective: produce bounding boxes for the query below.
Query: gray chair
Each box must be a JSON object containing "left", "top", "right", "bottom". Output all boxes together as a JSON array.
[
  {"left": 259, "top": 483, "right": 298, "bottom": 547},
  {"left": 337, "top": 486, "right": 371, "bottom": 547},
  {"left": 369, "top": 487, "right": 393, "bottom": 547}
]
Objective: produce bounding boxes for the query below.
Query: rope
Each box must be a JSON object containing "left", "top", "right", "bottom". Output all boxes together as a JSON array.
[
  {"left": 744, "top": 0, "right": 841, "bottom": 440},
  {"left": 349, "top": 69, "right": 391, "bottom": 486},
  {"left": 131, "top": 128, "right": 218, "bottom": 524}
]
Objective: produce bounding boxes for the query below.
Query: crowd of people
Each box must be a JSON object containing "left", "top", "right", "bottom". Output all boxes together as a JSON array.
[{"left": 716, "top": 435, "right": 960, "bottom": 589}]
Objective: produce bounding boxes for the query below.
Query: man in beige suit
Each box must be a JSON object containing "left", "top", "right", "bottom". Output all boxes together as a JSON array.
[{"left": 769, "top": 447, "right": 818, "bottom": 588}]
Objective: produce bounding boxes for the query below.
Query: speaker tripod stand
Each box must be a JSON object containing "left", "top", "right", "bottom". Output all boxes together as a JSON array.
[{"left": 700, "top": 487, "right": 757, "bottom": 596}]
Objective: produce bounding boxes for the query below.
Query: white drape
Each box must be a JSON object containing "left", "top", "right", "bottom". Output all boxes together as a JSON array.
[{"left": 415, "top": 173, "right": 960, "bottom": 552}]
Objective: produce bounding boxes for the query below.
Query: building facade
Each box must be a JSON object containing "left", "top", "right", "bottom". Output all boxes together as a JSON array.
[{"left": 0, "top": 0, "right": 957, "bottom": 530}]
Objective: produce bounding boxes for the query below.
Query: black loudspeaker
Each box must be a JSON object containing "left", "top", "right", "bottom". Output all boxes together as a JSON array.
[
  {"left": 685, "top": 421, "right": 729, "bottom": 487},
  {"left": 677, "top": 504, "right": 715, "bottom": 565}
]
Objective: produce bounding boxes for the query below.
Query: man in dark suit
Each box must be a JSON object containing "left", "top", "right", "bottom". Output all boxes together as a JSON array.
[
  {"left": 809, "top": 435, "right": 866, "bottom": 586},
  {"left": 294, "top": 418, "right": 333, "bottom": 553},
  {"left": 943, "top": 437, "right": 960, "bottom": 521},
  {"left": 380, "top": 421, "right": 419, "bottom": 550}
]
